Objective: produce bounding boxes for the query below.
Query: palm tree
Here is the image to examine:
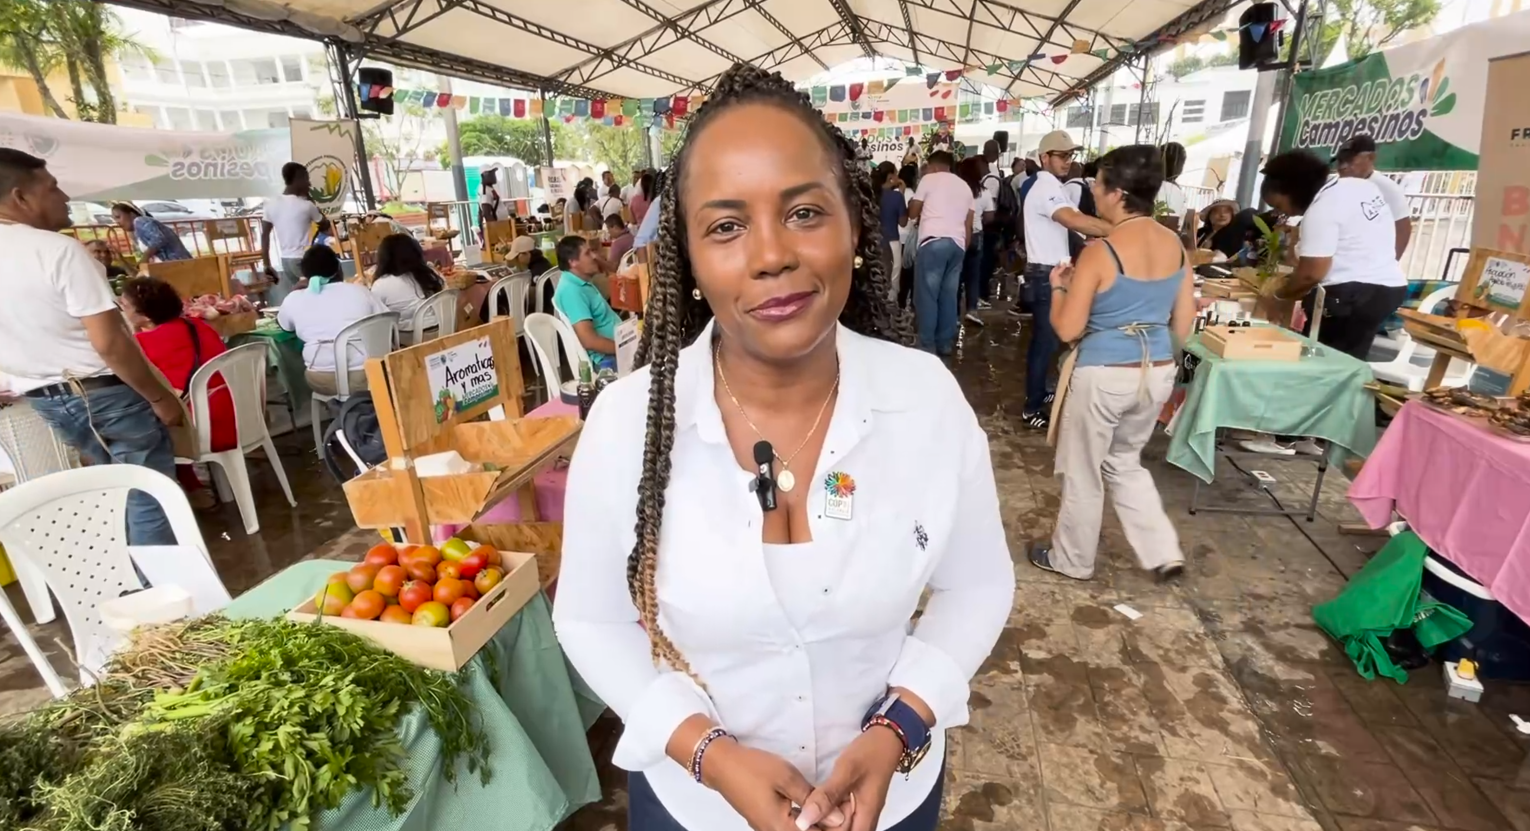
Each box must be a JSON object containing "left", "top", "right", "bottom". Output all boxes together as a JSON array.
[
  {"left": 45, "top": 0, "right": 147, "bottom": 123},
  {"left": 0, "top": 0, "right": 69, "bottom": 118}
]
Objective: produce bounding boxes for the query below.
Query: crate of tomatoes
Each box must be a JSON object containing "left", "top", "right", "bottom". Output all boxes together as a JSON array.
[{"left": 288, "top": 538, "right": 538, "bottom": 671}]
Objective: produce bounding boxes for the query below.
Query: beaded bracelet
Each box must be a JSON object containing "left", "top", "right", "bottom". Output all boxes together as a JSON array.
[{"left": 690, "top": 727, "right": 731, "bottom": 783}]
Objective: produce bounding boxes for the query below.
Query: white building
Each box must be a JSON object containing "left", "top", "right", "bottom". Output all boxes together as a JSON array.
[{"left": 113, "top": 9, "right": 325, "bottom": 132}]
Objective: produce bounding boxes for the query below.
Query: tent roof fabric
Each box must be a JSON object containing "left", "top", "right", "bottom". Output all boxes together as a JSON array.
[{"left": 111, "top": 0, "right": 1239, "bottom": 103}]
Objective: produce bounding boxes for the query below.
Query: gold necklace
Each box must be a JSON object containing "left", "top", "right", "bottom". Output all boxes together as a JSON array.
[{"left": 713, "top": 339, "right": 839, "bottom": 493}]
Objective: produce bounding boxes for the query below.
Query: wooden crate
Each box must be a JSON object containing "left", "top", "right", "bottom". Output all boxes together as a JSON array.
[
  {"left": 148, "top": 256, "right": 230, "bottom": 299},
  {"left": 287, "top": 546, "right": 538, "bottom": 672},
  {"left": 1201, "top": 325, "right": 1302, "bottom": 361}
]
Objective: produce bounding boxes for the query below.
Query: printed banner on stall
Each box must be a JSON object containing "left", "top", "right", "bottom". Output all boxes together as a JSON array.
[
  {"left": 0, "top": 112, "right": 290, "bottom": 200},
  {"left": 1470, "top": 50, "right": 1530, "bottom": 255},
  {"left": 1277, "top": 10, "right": 1530, "bottom": 170},
  {"left": 425, "top": 336, "right": 499, "bottom": 423},
  {"left": 289, "top": 118, "right": 358, "bottom": 217}
]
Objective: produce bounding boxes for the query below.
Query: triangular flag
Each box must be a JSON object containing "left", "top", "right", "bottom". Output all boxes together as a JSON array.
[
  {"left": 1249, "top": 22, "right": 1267, "bottom": 42},
  {"left": 623, "top": 98, "right": 639, "bottom": 116},
  {"left": 469, "top": 97, "right": 480, "bottom": 114},
  {"left": 922, "top": 107, "right": 933, "bottom": 120},
  {"left": 666, "top": 113, "right": 675, "bottom": 128},
  {"left": 1268, "top": 19, "right": 1286, "bottom": 32},
  {"left": 529, "top": 98, "right": 543, "bottom": 116},
  {"left": 884, "top": 77, "right": 901, "bottom": 91},
  {"left": 671, "top": 96, "right": 688, "bottom": 117},
  {"left": 983, "top": 102, "right": 994, "bottom": 115},
  {"left": 849, "top": 82, "right": 864, "bottom": 101},
  {"left": 507, "top": 99, "right": 520, "bottom": 117},
  {"left": 958, "top": 103, "right": 971, "bottom": 119},
  {"left": 436, "top": 93, "right": 452, "bottom": 108},
  {"left": 591, "top": 99, "right": 605, "bottom": 118},
  {"left": 1007, "top": 60, "right": 1024, "bottom": 72},
  {"left": 1092, "top": 48, "right": 1111, "bottom": 59},
  {"left": 602, "top": 116, "right": 614, "bottom": 126},
  {"left": 813, "top": 86, "right": 828, "bottom": 106},
  {"left": 837, "top": 112, "right": 848, "bottom": 122},
  {"left": 903, "top": 125, "right": 912, "bottom": 136},
  {"left": 925, "top": 72, "right": 940, "bottom": 89},
  {"left": 640, "top": 97, "right": 655, "bottom": 114},
  {"left": 564, "top": 115, "right": 575, "bottom": 123},
  {"left": 607, "top": 97, "right": 623, "bottom": 114},
  {"left": 453, "top": 96, "right": 468, "bottom": 110},
  {"left": 873, "top": 110, "right": 884, "bottom": 122},
  {"left": 1072, "top": 38, "right": 1090, "bottom": 53},
  {"left": 996, "top": 99, "right": 1008, "bottom": 113},
  {"left": 691, "top": 94, "right": 706, "bottom": 110},
  {"left": 614, "top": 115, "right": 624, "bottom": 126},
  {"left": 944, "top": 69, "right": 962, "bottom": 81},
  {"left": 868, "top": 79, "right": 885, "bottom": 95},
  {"left": 906, "top": 66, "right": 922, "bottom": 76},
  {"left": 1030, "top": 52, "right": 1046, "bottom": 61},
  {"left": 653, "top": 97, "right": 671, "bottom": 115},
  {"left": 1212, "top": 30, "right": 1228, "bottom": 41},
  {"left": 379, "top": 86, "right": 393, "bottom": 99},
  {"left": 358, "top": 83, "right": 372, "bottom": 100},
  {"left": 986, "top": 63, "right": 1000, "bottom": 75},
  {"left": 830, "top": 85, "right": 846, "bottom": 102},
  {"left": 1051, "top": 54, "right": 1068, "bottom": 64},
  {"left": 934, "top": 106, "right": 946, "bottom": 121}
]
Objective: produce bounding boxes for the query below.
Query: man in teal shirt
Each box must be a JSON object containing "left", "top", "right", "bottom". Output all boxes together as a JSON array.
[{"left": 551, "top": 235, "right": 620, "bottom": 370}]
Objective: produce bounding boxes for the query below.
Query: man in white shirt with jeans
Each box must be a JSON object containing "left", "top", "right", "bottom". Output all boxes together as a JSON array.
[
  {"left": 1261, "top": 150, "right": 1408, "bottom": 360},
  {"left": 0, "top": 149, "right": 182, "bottom": 545},
  {"left": 1020, "top": 131, "right": 1114, "bottom": 429},
  {"left": 261, "top": 161, "right": 329, "bottom": 305}
]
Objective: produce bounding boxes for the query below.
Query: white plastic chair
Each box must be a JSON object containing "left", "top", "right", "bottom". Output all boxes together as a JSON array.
[
  {"left": 175, "top": 343, "right": 296, "bottom": 535},
  {"left": 530, "top": 270, "right": 559, "bottom": 315},
  {"left": 311, "top": 312, "right": 399, "bottom": 450},
  {"left": 0, "top": 465, "right": 229, "bottom": 696},
  {"left": 1369, "top": 285, "right": 1475, "bottom": 391},
  {"left": 524, "top": 312, "right": 594, "bottom": 402},
  {"left": 401, "top": 289, "right": 461, "bottom": 346},
  {"left": 0, "top": 400, "right": 79, "bottom": 624},
  {"left": 488, "top": 273, "right": 531, "bottom": 334}
]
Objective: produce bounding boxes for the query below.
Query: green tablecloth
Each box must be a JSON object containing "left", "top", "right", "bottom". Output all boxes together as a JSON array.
[
  {"left": 1166, "top": 329, "right": 1379, "bottom": 482},
  {"left": 224, "top": 559, "right": 602, "bottom": 831},
  {"left": 230, "top": 325, "right": 312, "bottom": 406}
]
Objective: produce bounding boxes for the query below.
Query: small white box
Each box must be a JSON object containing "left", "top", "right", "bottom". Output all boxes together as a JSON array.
[{"left": 1445, "top": 661, "right": 1484, "bottom": 703}]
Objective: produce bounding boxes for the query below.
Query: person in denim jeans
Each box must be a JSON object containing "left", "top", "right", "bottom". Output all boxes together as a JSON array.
[
  {"left": 907, "top": 151, "right": 974, "bottom": 354},
  {"left": 0, "top": 149, "right": 183, "bottom": 546}
]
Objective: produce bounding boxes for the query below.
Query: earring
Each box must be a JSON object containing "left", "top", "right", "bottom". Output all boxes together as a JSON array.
[
  {"left": 853, "top": 255, "right": 864, "bottom": 269},
  {"left": 692, "top": 288, "right": 702, "bottom": 300}
]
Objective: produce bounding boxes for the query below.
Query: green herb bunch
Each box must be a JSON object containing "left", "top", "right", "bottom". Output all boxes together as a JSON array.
[{"left": 0, "top": 616, "right": 490, "bottom": 831}]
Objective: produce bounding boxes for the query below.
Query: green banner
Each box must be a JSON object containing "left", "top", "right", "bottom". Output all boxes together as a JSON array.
[{"left": 1277, "top": 11, "right": 1530, "bottom": 170}]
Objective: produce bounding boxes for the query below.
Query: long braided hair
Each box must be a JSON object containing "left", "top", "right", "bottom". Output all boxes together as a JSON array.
[{"left": 626, "top": 63, "right": 912, "bottom": 675}]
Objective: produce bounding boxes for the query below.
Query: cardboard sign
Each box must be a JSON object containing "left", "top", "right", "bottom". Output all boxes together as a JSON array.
[
  {"left": 1472, "top": 51, "right": 1530, "bottom": 254},
  {"left": 425, "top": 336, "right": 499, "bottom": 422},
  {"left": 1478, "top": 256, "right": 1530, "bottom": 310},
  {"left": 615, "top": 318, "right": 641, "bottom": 377}
]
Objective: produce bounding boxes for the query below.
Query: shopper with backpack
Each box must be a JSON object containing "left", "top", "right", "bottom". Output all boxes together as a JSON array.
[{"left": 1064, "top": 160, "right": 1099, "bottom": 261}]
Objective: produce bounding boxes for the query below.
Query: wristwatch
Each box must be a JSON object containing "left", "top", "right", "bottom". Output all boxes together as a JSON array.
[{"left": 862, "top": 691, "right": 932, "bottom": 775}]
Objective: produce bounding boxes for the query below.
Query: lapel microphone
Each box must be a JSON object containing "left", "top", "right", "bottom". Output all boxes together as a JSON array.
[{"left": 751, "top": 440, "right": 777, "bottom": 512}]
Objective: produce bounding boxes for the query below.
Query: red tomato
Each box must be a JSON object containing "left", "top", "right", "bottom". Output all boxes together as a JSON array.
[
  {"left": 405, "top": 559, "right": 438, "bottom": 584},
  {"left": 340, "top": 604, "right": 362, "bottom": 618},
  {"left": 350, "top": 590, "right": 385, "bottom": 620},
  {"left": 412, "top": 601, "right": 450, "bottom": 627},
  {"left": 379, "top": 605, "right": 413, "bottom": 624},
  {"left": 458, "top": 553, "right": 486, "bottom": 579},
  {"left": 459, "top": 581, "right": 479, "bottom": 601},
  {"left": 450, "top": 596, "right": 475, "bottom": 622},
  {"left": 346, "top": 564, "right": 381, "bottom": 594},
  {"left": 435, "top": 561, "right": 463, "bottom": 581},
  {"left": 398, "top": 580, "right": 433, "bottom": 613},
  {"left": 474, "top": 567, "right": 504, "bottom": 595},
  {"left": 412, "top": 546, "right": 442, "bottom": 567},
  {"left": 364, "top": 544, "right": 399, "bottom": 567},
  {"left": 433, "top": 578, "right": 468, "bottom": 606},
  {"left": 476, "top": 545, "right": 502, "bottom": 568},
  {"left": 372, "top": 565, "right": 406, "bottom": 598}
]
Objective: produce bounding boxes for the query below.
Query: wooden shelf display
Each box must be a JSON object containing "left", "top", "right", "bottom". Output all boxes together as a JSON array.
[
  {"left": 1402, "top": 248, "right": 1530, "bottom": 394},
  {"left": 342, "top": 318, "right": 580, "bottom": 579}
]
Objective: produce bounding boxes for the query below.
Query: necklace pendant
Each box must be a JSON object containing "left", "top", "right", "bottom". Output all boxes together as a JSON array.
[{"left": 777, "top": 469, "right": 796, "bottom": 493}]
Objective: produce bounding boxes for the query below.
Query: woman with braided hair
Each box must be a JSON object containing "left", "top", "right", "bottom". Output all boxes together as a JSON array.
[{"left": 554, "top": 63, "right": 1013, "bottom": 831}]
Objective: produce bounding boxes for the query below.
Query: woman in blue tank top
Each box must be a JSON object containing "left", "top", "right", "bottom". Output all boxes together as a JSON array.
[{"left": 1027, "top": 145, "right": 1196, "bottom": 584}]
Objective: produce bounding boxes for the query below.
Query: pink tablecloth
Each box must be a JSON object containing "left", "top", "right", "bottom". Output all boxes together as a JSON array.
[
  {"left": 434, "top": 399, "right": 576, "bottom": 539},
  {"left": 1349, "top": 401, "right": 1530, "bottom": 622}
]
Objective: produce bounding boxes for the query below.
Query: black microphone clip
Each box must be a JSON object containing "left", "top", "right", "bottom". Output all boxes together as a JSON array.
[{"left": 752, "top": 440, "right": 777, "bottom": 512}]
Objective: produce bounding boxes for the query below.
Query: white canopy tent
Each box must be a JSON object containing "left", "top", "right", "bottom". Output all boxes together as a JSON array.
[{"left": 110, "top": 0, "right": 1243, "bottom": 103}]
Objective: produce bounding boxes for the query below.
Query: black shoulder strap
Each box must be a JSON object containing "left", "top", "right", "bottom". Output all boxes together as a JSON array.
[
  {"left": 181, "top": 317, "right": 203, "bottom": 392},
  {"left": 1101, "top": 240, "right": 1125, "bottom": 273}
]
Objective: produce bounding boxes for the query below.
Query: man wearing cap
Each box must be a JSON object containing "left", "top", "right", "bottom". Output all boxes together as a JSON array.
[
  {"left": 1020, "top": 130, "right": 1115, "bottom": 430},
  {"left": 1335, "top": 135, "right": 1412, "bottom": 259}
]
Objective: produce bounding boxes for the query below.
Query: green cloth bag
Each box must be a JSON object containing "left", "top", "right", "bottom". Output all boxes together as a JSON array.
[{"left": 1312, "top": 531, "right": 1472, "bottom": 684}]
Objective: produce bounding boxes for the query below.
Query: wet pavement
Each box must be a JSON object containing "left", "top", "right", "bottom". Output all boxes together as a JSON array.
[{"left": 6, "top": 307, "right": 1530, "bottom": 830}]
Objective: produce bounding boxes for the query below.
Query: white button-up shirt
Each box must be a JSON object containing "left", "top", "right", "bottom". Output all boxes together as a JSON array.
[{"left": 553, "top": 322, "right": 1014, "bottom": 831}]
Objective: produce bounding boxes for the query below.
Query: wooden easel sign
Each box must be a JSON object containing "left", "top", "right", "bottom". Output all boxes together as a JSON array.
[{"left": 1458, "top": 248, "right": 1530, "bottom": 319}]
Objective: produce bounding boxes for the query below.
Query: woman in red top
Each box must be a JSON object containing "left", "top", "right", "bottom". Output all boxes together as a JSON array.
[{"left": 119, "top": 277, "right": 237, "bottom": 507}]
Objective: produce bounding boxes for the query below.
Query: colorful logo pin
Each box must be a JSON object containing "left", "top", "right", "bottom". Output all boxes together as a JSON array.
[{"left": 824, "top": 471, "right": 855, "bottom": 520}]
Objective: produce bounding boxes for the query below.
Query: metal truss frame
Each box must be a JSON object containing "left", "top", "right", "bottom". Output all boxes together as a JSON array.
[{"left": 1054, "top": 0, "right": 1243, "bottom": 104}]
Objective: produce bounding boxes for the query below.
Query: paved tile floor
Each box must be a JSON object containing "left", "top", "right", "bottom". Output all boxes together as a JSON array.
[{"left": 5, "top": 309, "right": 1530, "bottom": 831}]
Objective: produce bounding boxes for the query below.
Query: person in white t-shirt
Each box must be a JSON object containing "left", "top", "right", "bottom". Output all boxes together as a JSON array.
[
  {"left": 1020, "top": 131, "right": 1115, "bottom": 429},
  {"left": 0, "top": 149, "right": 181, "bottom": 545},
  {"left": 369, "top": 233, "right": 446, "bottom": 334},
  {"left": 277, "top": 245, "right": 391, "bottom": 396},
  {"left": 1334, "top": 135, "right": 1412, "bottom": 259},
  {"left": 958, "top": 157, "right": 996, "bottom": 325},
  {"left": 261, "top": 162, "right": 330, "bottom": 306},
  {"left": 1261, "top": 150, "right": 1407, "bottom": 360},
  {"left": 595, "top": 184, "right": 625, "bottom": 221}
]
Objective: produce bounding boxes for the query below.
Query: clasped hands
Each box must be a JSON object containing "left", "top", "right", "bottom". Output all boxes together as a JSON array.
[{"left": 706, "top": 726, "right": 906, "bottom": 831}]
